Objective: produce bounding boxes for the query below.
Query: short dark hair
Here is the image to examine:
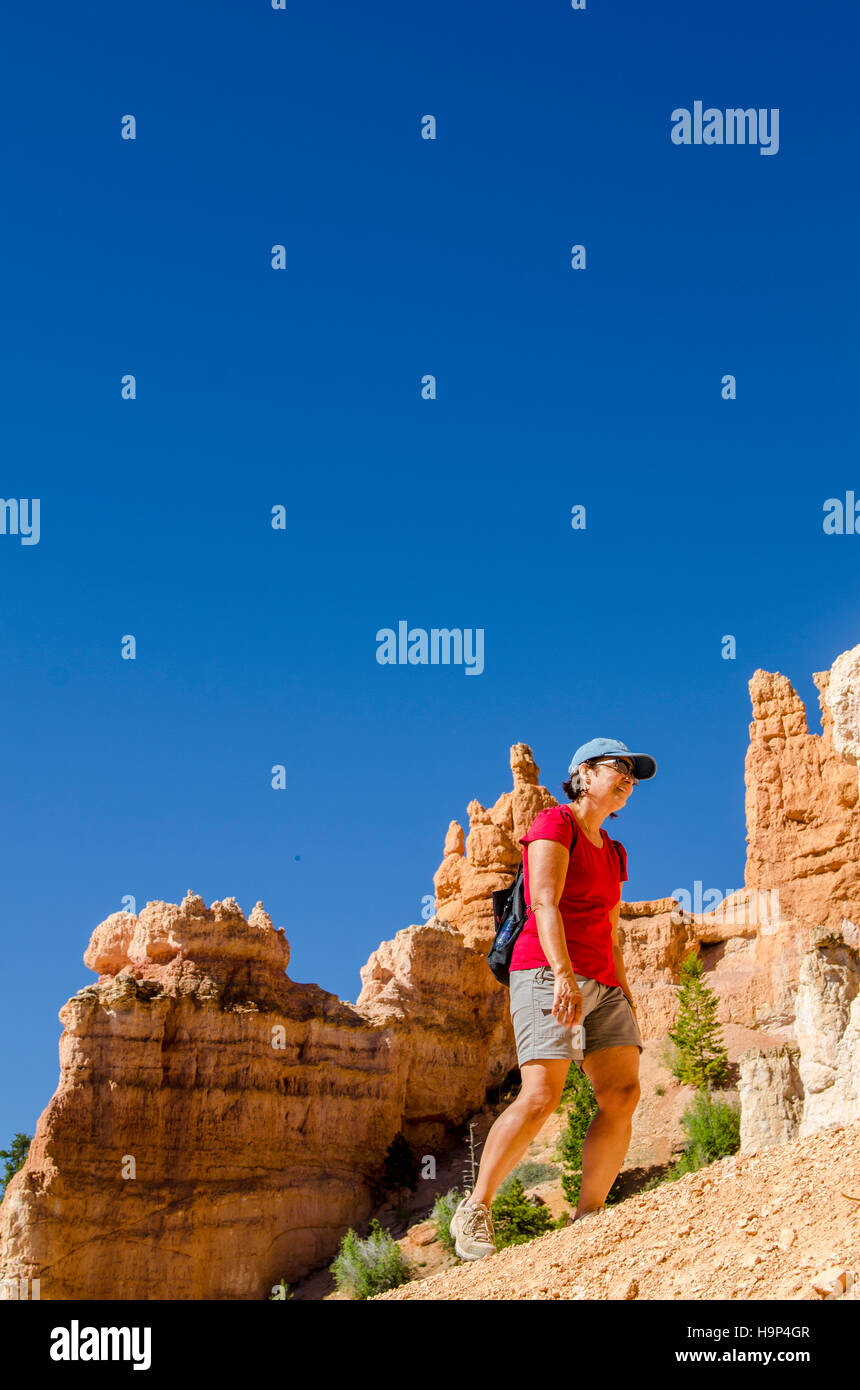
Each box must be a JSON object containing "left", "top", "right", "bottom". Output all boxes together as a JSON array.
[{"left": 561, "top": 760, "right": 619, "bottom": 818}]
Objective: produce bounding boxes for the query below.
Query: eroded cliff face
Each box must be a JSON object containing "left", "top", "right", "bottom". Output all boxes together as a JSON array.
[
  {"left": 1, "top": 896, "right": 391, "bottom": 1298},
  {"left": 2, "top": 646, "right": 860, "bottom": 1298},
  {"left": 729, "top": 644, "right": 860, "bottom": 1150},
  {"left": 738, "top": 927, "right": 860, "bottom": 1151},
  {"left": 636, "top": 652, "right": 860, "bottom": 1041},
  {"left": 746, "top": 656, "right": 860, "bottom": 935},
  {"left": 0, "top": 895, "right": 509, "bottom": 1299},
  {"left": 795, "top": 931, "right": 860, "bottom": 1134}
]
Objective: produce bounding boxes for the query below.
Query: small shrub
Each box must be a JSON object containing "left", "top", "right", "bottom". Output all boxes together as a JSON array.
[
  {"left": 654, "top": 1084, "right": 665, "bottom": 1096},
  {"left": 663, "top": 1150, "right": 702, "bottom": 1182},
  {"left": 662, "top": 1090, "right": 741, "bottom": 1182},
  {"left": 329, "top": 1218, "right": 412, "bottom": 1300},
  {"left": 681, "top": 1088, "right": 740, "bottom": 1163},
  {"left": 507, "top": 1160, "right": 560, "bottom": 1190},
  {"left": 432, "top": 1187, "right": 463, "bottom": 1256},
  {"left": 490, "top": 1177, "right": 555, "bottom": 1250}
]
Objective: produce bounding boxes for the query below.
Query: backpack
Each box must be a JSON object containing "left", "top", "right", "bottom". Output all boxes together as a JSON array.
[{"left": 487, "top": 807, "right": 578, "bottom": 987}]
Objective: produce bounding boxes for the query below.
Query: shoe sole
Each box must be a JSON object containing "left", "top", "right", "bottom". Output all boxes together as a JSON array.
[
  {"left": 454, "top": 1237, "right": 495, "bottom": 1261},
  {"left": 572, "top": 1210, "right": 601, "bottom": 1227}
]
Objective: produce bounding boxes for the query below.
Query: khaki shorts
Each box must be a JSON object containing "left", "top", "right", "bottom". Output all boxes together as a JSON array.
[{"left": 510, "top": 965, "right": 643, "bottom": 1071}]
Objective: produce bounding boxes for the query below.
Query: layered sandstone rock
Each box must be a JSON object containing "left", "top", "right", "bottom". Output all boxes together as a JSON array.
[
  {"left": 796, "top": 929, "right": 860, "bottom": 1134},
  {"left": 355, "top": 922, "right": 514, "bottom": 1134},
  {"left": 669, "top": 886, "right": 802, "bottom": 1034},
  {"left": 0, "top": 894, "right": 509, "bottom": 1300},
  {"left": 740, "top": 926, "right": 860, "bottom": 1151},
  {"left": 1, "top": 895, "right": 392, "bottom": 1298},
  {"left": 738, "top": 1046, "right": 804, "bottom": 1152},
  {"left": 660, "top": 646, "right": 860, "bottom": 1041},
  {"left": 734, "top": 645, "right": 860, "bottom": 1147},
  {"left": 613, "top": 899, "right": 698, "bottom": 1039},
  {"left": 745, "top": 652, "right": 860, "bottom": 938}
]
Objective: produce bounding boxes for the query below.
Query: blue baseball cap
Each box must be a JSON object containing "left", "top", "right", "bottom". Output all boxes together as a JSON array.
[{"left": 568, "top": 737, "right": 657, "bottom": 782}]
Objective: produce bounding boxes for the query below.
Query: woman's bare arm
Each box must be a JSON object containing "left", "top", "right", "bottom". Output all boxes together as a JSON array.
[{"left": 527, "top": 838, "right": 584, "bottom": 1028}]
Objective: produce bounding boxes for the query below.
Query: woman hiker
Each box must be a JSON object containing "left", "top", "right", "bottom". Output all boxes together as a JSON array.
[{"left": 449, "top": 737, "right": 657, "bottom": 1261}]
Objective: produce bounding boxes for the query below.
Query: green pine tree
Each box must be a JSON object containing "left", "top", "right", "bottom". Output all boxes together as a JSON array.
[
  {"left": 556, "top": 1067, "right": 624, "bottom": 1210},
  {"left": 490, "top": 1177, "right": 555, "bottom": 1249},
  {"left": 668, "top": 950, "right": 729, "bottom": 1089},
  {"left": 0, "top": 1133, "right": 32, "bottom": 1199}
]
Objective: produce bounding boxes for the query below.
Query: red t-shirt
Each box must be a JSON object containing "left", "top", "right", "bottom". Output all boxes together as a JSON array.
[{"left": 509, "top": 804, "right": 627, "bottom": 987}]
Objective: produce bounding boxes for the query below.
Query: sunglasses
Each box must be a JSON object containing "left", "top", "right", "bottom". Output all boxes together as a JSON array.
[{"left": 590, "top": 757, "right": 638, "bottom": 785}]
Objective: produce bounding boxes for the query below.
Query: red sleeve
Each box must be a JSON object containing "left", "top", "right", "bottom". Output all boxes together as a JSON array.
[
  {"left": 519, "top": 805, "right": 574, "bottom": 851},
  {"left": 611, "top": 839, "right": 628, "bottom": 882}
]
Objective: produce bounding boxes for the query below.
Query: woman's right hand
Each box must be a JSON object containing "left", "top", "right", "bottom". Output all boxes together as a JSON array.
[{"left": 552, "top": 969, "right": 584, "bottom": 1029}]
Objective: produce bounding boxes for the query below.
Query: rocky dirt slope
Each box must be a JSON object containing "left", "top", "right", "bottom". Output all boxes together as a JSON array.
[{"left": 374, "top": 1120, "right": 860, "bottom": 1301}]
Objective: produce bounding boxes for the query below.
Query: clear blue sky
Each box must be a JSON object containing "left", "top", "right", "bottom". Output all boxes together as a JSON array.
[{"left": 2, "top": 0, "right": 859, "bottom": 1147}]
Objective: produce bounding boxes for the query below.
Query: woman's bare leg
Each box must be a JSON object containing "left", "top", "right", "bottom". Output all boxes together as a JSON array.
[
  {"left": 575, "top": 1046, "right": 641, "bottom": 1218},
  {"left": 468, "top": 1059, "right": 569, "bottom": 1208}
]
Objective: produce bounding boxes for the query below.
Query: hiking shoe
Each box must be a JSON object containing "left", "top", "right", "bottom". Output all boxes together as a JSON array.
[{"left": 450, "top": 1197, "right": 497, "bottom": 1261}]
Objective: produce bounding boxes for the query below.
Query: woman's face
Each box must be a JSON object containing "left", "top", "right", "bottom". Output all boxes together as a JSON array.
[{"left": 581, "top": 759, "right": 635, "bottom": 807}]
